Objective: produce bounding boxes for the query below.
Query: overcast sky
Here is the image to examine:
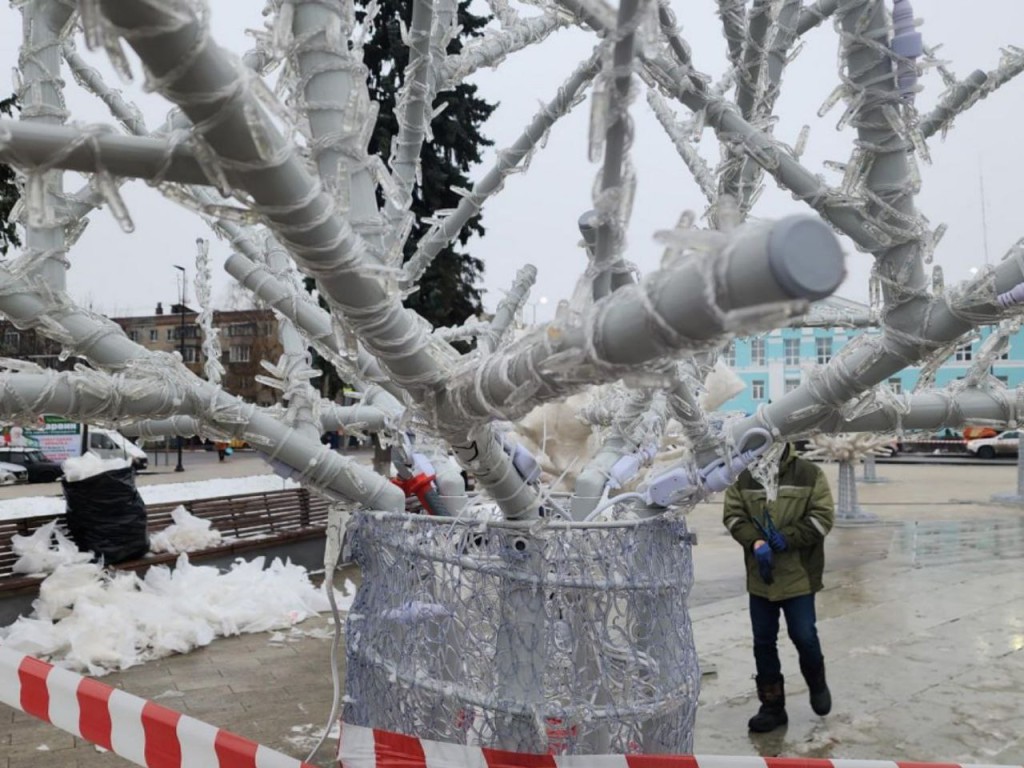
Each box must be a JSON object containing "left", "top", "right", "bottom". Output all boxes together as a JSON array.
[{"left": 1, "top": 1, "right": 1023, "bottom": 323}]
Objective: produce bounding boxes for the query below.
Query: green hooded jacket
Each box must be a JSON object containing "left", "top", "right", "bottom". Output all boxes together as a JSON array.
[{"left": 722, "top": 447, "right": 834, "bottom": 601}]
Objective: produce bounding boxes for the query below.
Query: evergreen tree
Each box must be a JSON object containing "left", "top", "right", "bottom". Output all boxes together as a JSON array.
[
  {"left": 0, "top": 94, "right": 21, "bottom": 256},
  {"left": 360, "top": 0, "right": 495, "bottom": 329}
]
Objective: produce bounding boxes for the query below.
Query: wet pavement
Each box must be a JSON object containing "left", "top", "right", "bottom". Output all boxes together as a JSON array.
[{"left": 2, "top": 462, "right": 1024, "bottom": 766}]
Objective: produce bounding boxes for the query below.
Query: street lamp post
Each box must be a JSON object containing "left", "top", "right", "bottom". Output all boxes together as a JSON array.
[{"left": 173, "top": 264, "right": 186, "bottom": 473}]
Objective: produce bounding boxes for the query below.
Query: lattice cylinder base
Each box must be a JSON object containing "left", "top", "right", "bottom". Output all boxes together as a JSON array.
[{"left": 342, "top": 511, "right": 699, "bottom": 755}]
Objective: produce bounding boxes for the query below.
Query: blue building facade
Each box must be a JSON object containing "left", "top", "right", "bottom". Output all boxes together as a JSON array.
[{"left": 719, "top": 325, "right": 1024, "bottom": 416}]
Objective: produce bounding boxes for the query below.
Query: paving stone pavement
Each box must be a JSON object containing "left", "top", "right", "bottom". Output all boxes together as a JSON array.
[{"left": 3, "top": 463, "right": 1024, "bottom": 766}]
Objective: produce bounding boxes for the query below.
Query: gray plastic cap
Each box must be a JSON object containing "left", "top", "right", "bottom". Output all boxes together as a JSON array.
[{"left": 766, "top": 216, "right": 845, "bottom": 300}]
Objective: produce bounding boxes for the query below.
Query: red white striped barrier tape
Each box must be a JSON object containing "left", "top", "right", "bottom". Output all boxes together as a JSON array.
[
  {"left": 337, "top": 722, "right": 1023, "bottom": 768},
  {"left": 0, "top": 645, "right": 316, "bottom": 768}
]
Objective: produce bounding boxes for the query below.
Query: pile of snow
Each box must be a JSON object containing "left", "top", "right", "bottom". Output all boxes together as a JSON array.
[
  {"left": 11, "top": 521, "right": 92, "bottom": 575},
  {"left": 149, "top": 506, "right": 224, "bottom": 554},
  {"left": 61, "top": 454, "right": 131, "bottom": 483},
  {"left": 0, "top": 474, "right": 299, "bottom": 522},
  {"left": 0, "top": 554, "right": 333, "bottom": 675}
]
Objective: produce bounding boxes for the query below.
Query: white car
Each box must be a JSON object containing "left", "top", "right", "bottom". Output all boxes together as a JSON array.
[
  {"left": 965, "top": 430, "right": 1020, "bottom": 459},
  {"left": 0, "top": 460, "right": 29, "bottom": 485}
]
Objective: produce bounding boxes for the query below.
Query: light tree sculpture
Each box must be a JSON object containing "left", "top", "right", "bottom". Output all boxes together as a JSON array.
[{"left": 2, "top": 0, "right": 1024, "bottom": 757}]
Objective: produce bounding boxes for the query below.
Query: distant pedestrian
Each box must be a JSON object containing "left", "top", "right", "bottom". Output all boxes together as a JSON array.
[
  {"left": 723, "top": 442, "right": 834, "bottom": 732},
  {"left": 215, "top": 441, "right": 229, "bottom": 462}
]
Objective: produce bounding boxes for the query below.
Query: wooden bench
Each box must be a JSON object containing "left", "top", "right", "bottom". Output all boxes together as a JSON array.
[{"left": 0, "top": 487, "right": 331, "bottom": 598}]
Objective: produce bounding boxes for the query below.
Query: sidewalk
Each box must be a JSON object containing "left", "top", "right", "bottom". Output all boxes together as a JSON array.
[{"left": 2, "top": 463, "right": 1023, "bottom": 767}]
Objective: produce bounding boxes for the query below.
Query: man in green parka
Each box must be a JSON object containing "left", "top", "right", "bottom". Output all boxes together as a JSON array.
[{"left": 723, "top": 442, "right": 834, "bottom": 732}]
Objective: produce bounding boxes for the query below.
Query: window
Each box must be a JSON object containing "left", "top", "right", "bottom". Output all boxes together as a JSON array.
[
  {"left": 752, "top": 380, "right": 765, "bottom": 400},
  {"left": 228, "top": 323, "right": 257, "bottom": 337},
  {"left": 149, "top": 329, "right": 158, "bottom": 342},
  {"left": 784, "top": 378, "right": 800, "bottom": 393},
  {"left": 722, "top": 341, "right": 736, "bottom": 367},
  {"left": 784, "top": 338, "right": 800, "bottom": 366},
  {"left": 998, "top": 375, "right": 1009, "bottom": 385},
  {"left": 181, "top": 346, "right": 199, "bottom": 363},
  {"left": 750, "top": 337, "right": 766, "bottom": 366},
  {"left": 229, "top": 345, "right": 251, "bottom": 363},
  {"left": 1000, "top": 350, "right": 1009, "bottom": 360},
  {"left": 128, "top": 330, "right": 140, "bottom": 342},
  {"left": 172, "top": 326, "right": 200, "bottom": 340},
  {"left": 166, "top": 328, "right": 173, "bottom": 340},
  {"left": 816, "top": 337, "right": 832, "bottom": 365},
  {"left": 90, "top": 434, "right": 116, "bottom": 450},
  {"left": 3, "top": 330, "right": 19, "bottom": 347},
  {"left": 954, "top": 343, "right": 972, "bottom": 362},
  {"left": 888, "top": 377, "right": 902, "bottom": 394}
]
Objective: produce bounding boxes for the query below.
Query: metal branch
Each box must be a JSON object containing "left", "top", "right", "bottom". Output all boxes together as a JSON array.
[
  {"left": 921, "top": 47, "right": 1024, "bottom": 139},
  {"left": 16, "top": 0, "right": 76, "bottom": 290},
  {"left": 589, "top": 0, "right": 648, "bottom": 299},
  {"left": 0, "top": 270, "right": 403, "bottom": 510},
  {"left": 0, "top": 120, "right": 212, "bottom": 185},
  {"left": 483, "top": 265, "right": 538, "bottom": 353},
  {"left": 406, "top": 51, "right": 600, "bottom": 284},
  {"left": 62, "top": 43, "right": 148, "bottom": 135},
  {"left": 716, "top": 0, "right": 747, "bottom": 72},
  {"left": 796, "top": 0, "right": 839, "bottom": 36},
  {"left": 438, "top": 14, "right": 569, "bottom": 89},
  {"left": 290, "top": 1, "right": 384, "bottom": 246},
  {"left": 436, "top": 215, "right": 844, "bottom": 428},
  {"left": 646, "top": 89, "right": 715, "bottom": 203},
  {"left": 384, "top": 0, "right": 435, "bottom": 226}
]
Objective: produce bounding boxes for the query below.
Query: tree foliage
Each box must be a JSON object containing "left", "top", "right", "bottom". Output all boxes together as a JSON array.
[{"left": 0, "top": 94, "right": 21, "bottom": 256}]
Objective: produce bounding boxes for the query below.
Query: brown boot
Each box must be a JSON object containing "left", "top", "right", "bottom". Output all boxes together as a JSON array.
[
  {"left": 800, "top": 657, "right": 832, "bottom": 716},
  {"left": 748, "top": 675, "right": 788, "bottom": 732}
]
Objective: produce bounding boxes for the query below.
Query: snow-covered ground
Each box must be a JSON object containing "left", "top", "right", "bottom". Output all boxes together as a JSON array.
[{"left": 0, "top": 474, "right": 300, "bottom": 521}]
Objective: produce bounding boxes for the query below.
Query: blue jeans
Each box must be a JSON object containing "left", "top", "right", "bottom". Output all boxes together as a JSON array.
[{"left": 749, "top": 593, "right": 823, "bottom": 679}]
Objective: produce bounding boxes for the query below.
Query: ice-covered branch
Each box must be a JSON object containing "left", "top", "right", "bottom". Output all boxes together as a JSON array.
[
  {"left": 921, "top": 47, "right": 1024, "bottom": 139},
  {"left": 288, "top": 1, "right": 386, "bottom": 249},
  {"left": 62, "top": 43, "right": 148, "bottom": 135},
  {"left": 828, "top": 385, "right": 1024, "bottom": 435},
  {"left": 406, "top": 51, "right": 600, "bottom": 284},
  {"left": 588, "top": 0, "right": 648, "bottom": 299},
  {"left": 0, "top": 120, "right": 213, "bottom": 186},
  {"left": 436, "top": 215, "right": 844, "bottom": 428},
  {"left": 193, "top": 238, "right": 224, "bottom": 385},
  {"left": 438, "top": 14, "right": 569, "bottom": 88},
  {"left": 15, "top": 0, "right": 76, "bottom": 290},
  {"left": 795, "top": 0, "right": 838, "bottom": 36},
  {"left": 571, "top": 388, "right": 666, "bottom": 519},
  {"left": 432, "top": 320, "right": 491, "bottom": 343},
  {"left": 715, "top": 0, "right": 747, "bottom": 72},
  {"left": 384, "top": 0, "right": 434, "bottom": 227},
  {"left": 724, "top": 0, "right": 802, "bottom": 216},
  {"left": 483, "top": 265, "right": 537, "bottom": 353},
  {"left": 646, "top": 90, "right": 715, "bottom": 203},
  {"left": 716, "top": 252, "right": 1024, "bottom": 456},
  {"left": 0, "top": 270, "right": 403, "bottom": 510}
]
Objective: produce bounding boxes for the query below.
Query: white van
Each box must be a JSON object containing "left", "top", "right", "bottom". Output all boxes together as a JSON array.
[{"left": 87, "top": 427, "right": 149, "bottom": 470}]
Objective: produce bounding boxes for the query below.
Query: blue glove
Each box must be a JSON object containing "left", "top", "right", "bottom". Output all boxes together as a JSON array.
[
  {"left": 753, "top": 542, "right": 774, "bottom": 584},
  {"left": 766, "top": 525, "right": 788, "bottom": 553},
  {"left": 762, "top": 510, "right": 788, "bottom": 552}
]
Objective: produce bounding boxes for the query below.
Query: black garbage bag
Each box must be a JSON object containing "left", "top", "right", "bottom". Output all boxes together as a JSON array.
[{"left": 62, "top": 466, "right": 149, "bottom": 564}]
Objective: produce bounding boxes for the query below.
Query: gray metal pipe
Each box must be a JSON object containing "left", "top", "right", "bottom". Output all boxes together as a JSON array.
[
  {"left": 439, "top": 215, "right": 845, "bottom": 427},
  {"left": 0, "top": 119, "right": 211, "bottom": 185}
]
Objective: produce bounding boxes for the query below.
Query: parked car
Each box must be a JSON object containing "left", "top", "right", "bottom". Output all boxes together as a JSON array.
[
  {"left": 965, "top": 430, "right": 1020, "bottom": 459},
  {"left": 0, "top": 447, "right": 63, "bottom": 483},
  {"left": 0, "top": 461, "right": 29, "bottom": 485}
]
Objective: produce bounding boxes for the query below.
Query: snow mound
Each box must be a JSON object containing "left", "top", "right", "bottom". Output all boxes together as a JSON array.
[
  {"left": 12, "top": 521, "right": 92, "bottom": 575},
  {"left": 0, "top": 554, "right": 331, "bottom": 676},
  {"left": 0, "top": 474, "right": 300, "bottom": 522},
  {"left": 150, "top": 506, "right": 224, "bottom": 554},
  {"left": 62, "top": 453, "right": 131, "bottom": 483}
]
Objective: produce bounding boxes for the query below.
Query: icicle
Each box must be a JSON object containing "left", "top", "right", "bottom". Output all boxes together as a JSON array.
[
  {"left": 369, "top": 156, "right": 412, "bottom": 212},
  {"left": 25, "top": 172, "right": 48, "bottom": 228},
  {"left": 793, "top": 125, "right": 809, "bottom": 160},
  {"left": 588, "top": 79, "right": 608, "bottom": 163},
  {"left": 94, "top": 169, "right": 134, "bottom": 233}
]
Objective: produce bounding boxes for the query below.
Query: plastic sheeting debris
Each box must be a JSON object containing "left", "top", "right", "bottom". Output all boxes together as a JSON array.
[
  {"left": 149, "top": 505, "right": 224, "bottom": 554},
  {"left": 11, "top": 520, "right": 92, "bottom": 575}
]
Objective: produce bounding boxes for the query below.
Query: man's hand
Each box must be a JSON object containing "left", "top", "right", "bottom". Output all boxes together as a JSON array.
[
  {"left": 766, "top": 527, "right": 788, "bottom": 552},
  {"left": 753, "top": 540, "right": 774, "bottom": 584}
]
